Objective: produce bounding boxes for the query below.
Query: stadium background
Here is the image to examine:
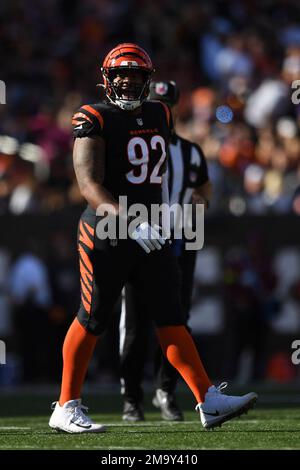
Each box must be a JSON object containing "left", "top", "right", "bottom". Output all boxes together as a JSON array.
[{"left": 0, "top": 0, "right": 300, "bottom": 391}]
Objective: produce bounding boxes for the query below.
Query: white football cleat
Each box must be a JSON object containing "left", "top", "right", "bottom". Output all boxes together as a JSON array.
[
  {"left": 49, "top": 399, "right": 106, "bottom": 433},
  {"left": 196, "top": 382, "right": 257, "bottom": 430}
]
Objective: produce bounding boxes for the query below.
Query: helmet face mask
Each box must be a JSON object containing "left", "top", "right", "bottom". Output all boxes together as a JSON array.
[{"left": 101, "top": 44, "right": 154, "bottom": 111}]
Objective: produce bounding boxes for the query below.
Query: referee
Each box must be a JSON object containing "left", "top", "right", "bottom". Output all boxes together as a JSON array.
[{"left": 119, "top": 81, "right": 212, "bottom": 421}]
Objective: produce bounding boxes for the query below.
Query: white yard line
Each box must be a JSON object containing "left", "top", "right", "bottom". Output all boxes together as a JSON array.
[
  {"left": 102, "top": 421, "right": 198, "bottom": 426},
  {"left": 0, "top": 426, "right": 31, "bottom": 430}
]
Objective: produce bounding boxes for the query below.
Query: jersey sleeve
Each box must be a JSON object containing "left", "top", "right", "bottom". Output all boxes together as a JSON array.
[
  {"left": 72, "top": 104, "right": 104, "bottom": 138},
  {"left": 193, "top": 144, "right": 209, "bottom": 186}
]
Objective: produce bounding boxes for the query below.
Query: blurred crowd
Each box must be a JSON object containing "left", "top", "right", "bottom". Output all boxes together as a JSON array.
[
  {"left": 0, "top": 0, "right": 300, "bottom": 215},
  {"left": 1, "top": 1, "right": 300, "bottom": 386}
]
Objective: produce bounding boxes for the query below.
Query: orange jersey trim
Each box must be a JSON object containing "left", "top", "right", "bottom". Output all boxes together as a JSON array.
[
  {"left": 83, "top": 222, "right": 95, "bottom": 237},
  {"left": 72, "top": 112, "right": 93, "bottom": 124},
  {"left": 81, "top": 105, "right": 104, "bottom": 130},
  {"left": 80, "top": 279, "right": 92, "bottom": 304},
  {"left": 79, "top": 220, "right": 94, "bottom": 250},
  {"left": 79, "top": 260, "right": 92, "bottom": 284},
  {"left": 79, "top": 249, "right": 93, "bottom": 315}
]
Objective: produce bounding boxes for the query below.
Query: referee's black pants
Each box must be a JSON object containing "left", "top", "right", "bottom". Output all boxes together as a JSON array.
[{"left": 120, "top": 245, "right": 197, "bottom": 403}]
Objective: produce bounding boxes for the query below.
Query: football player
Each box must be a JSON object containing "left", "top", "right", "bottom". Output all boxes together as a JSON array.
[
  {"left": 49, "top": 43, "right": 257, "bottom": 433},
  {"left": 120, "top": 80, "right": 212, "bottom": 422}
]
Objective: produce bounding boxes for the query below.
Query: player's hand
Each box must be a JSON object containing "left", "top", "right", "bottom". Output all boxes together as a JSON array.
[
  {"left": 192, "top": 182, "right": 212, "bottom": 209},
  {"left": 130, "top": 221, "right": 166, "bottom": 254},
  {"left": 192, "top": 192, "right": 209, "bottom": 208}
]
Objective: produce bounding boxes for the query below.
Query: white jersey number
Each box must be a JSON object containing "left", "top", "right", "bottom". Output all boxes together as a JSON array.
[{"left": 126, "top": 136, "right": 167, "bottom": 184}]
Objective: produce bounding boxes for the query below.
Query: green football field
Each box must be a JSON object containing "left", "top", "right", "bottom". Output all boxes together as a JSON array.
[{"left": 0, "top": 391, "right": 300, "bottom": 450}]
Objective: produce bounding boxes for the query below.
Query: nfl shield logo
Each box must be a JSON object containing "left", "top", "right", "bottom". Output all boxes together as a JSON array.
[
  {"left": 155, "top": 82, "right": 168, "bottom": 96},
  {"left": 137, "top": 118, "right": 143, "bottom": 126}
]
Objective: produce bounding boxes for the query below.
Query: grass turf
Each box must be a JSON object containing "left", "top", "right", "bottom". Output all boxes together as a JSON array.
[{"left": 0, "top": 393, "right": 300, "bottom": 450}]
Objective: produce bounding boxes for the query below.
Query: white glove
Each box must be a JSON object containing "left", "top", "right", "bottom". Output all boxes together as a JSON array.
[{"left": 130, "top": 221, "right": 166, "bottom": 254}]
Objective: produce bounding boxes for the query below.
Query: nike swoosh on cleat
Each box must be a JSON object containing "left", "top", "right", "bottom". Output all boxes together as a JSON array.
[
  {"left": 203, "top": 410, "right": 220, "bottom": 416},
  {"left": 70, "top": 420, "right": 92, "bottom": 429},
  {"left": 74, "top": 125, "right": 83, "bottom": 130}
]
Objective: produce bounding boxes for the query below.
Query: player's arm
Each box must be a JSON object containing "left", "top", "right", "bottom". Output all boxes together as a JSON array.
[
  {"left": 73, "top": 136, "right": 119, "bottom": 214},
  {"left": 192, "top": 180, "right": 213, "bottom": 209}
]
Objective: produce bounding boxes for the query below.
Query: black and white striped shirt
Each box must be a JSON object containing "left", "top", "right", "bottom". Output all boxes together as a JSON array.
[{"left": 168, "top": 133, "right": 209, "bottom": 207}]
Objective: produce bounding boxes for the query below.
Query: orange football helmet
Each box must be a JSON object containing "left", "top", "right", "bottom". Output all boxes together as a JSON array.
[{"left": 101, "top": 43, "right": 154, "bottom": 111}]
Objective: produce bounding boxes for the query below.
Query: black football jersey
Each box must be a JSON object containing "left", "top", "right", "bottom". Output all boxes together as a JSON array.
[{"left": 72, "top": 100, "right": 172, "bottom": 211}]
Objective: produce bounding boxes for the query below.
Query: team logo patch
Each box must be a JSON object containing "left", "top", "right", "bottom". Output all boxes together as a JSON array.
[{"left": 155, "top": 82, "right": 168, "bottom": 96}]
